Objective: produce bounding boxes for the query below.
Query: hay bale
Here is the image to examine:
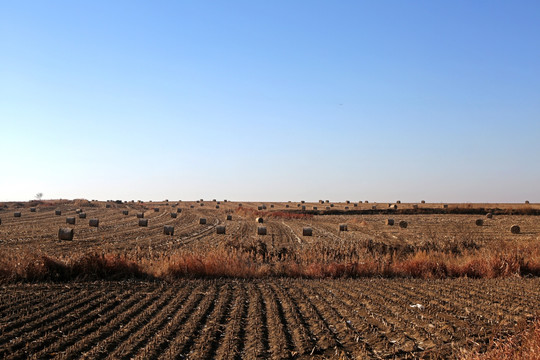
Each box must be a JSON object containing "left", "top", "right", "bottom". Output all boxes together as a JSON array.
[
  {"left": 388, "top": 204, "right": 397, "bottom": 210},
  {"left": 486, "top": 213, "right": 493, "bottom": 219},
  {"left": 319, "top": 200, "right": 324, "bottom": 204},
  {"left": 297, "top": 204, "right": 301, "bottom": 207},
  {"left": 525, "top": 200, "right": 530, "bottom": 204},
  {"left": 339, "top": 224, "right": 347, "bottom": 231},
  {"left": 270, "top": 204, "right": 274, "bottom": 208},
  {"left": 396, "top": 200, "right": 401, "bottom": 204},
  {"left": 262, "top": 205, "right": 267, "bottom": 210},
  {"left": 372, "top": 205, "right": 377, "bottom": 210},
  {"left": 190, "top": 205, "right": 194, "bottom": 208},
  {"left": 346, "top": 200, "right": 350, "bottom": 204},
  {"left": 106, "top": 204, "right": 111, "bottom": 208},
  {"left": 154, "top": 207, "right": 159, "bottom": 212},
  {"left": 170, "top": 212, "right": 177, "bottom": 218},
  {"left": 257, "top": 206, "right": 263, "bottom": 211},
  {"left": 200, "top": 203, "right": 204, "bottom": 207},
  {"left": 301, "top": 200, "right": 305, "bottom": 204},
  {"left": 285, "top": 205, "right": 289, "bottom": 208},
  {"left": 217, "top": 201, "right": 221, "bottom": 204},
  {"left": 177, "top": 208, "right": 182, "bottom": 213},
  {"left": 199, "top": 218, "right": 207, "bottom": 225},
  {"left": 326, "top": 200, "right": 330, "bottom": 203},
  {"left": 386, "top": 219, "right": 395, "bottom": 226},
  {"left": 511, "top": 225, "right": 520, "bottom": 234},
  {"left": 238, "top": 203, "right": 242, "bottom": 207},
  {"left": 421, "top": 200, "right": 426, "bottom": 204},
  {"left": 164, "top": 225, "right": 174, "bottom": 235},
  {"left": 344, "top": 206, "right": 349, "bottom": 210},
  {"left": 79, "top": 213, "right": 86, "bottom": 219},
  {"left": 443, "top": 204, "right": 449, "bottom": 209},
  {"left": 257, "top": 226, "right": 267, "bottom": 235},
  {"left": 55, "top": 210, "right": 62, "bottom": 216},
  {"left": 30, "top": 207, "right": 36, "bottom": 212},
  {"left": 475, "top": 219, "right": 484, "bottom": 226},
  {"left": 58, "top": 228, "right": 74, "bottom": 241},
  {"left": 226, "top": 215, "right": 232, "bottom": 221},
  {"left": 313, "top": 206, "right": 317, "bottom": 210},
  {"left": 139, "top": 219, "right": 148, "bottom": 227},
  {"left": 66, "top": 217, "right": 76, "bottom": 225},
  {"left": 212, "top": 199, "right": 216, "bottom": 202},
  {"left": 399, "top": 220, "right": 408, "bottom": 228},
  {"left": 412, "top": 204, "right": 418, "bottom": 209},
  {"left": 14, "top": 212, "right": 21, "bottom": 217},
  {"left": 353, "top": 203, "right": 358, "bottom": 207},
  {"left": 256, "top": 217, "right": 264, "bottom": 224},
  {"left": 75, "top": 208, "right": 82, "bottom": 214},
  {"left": 364, "top": 200, "right": 369, "bottom": 203},
  {"left": 302, "top": 227, "right": 313, "bottom": 236},
  {"left": 216, "top": 205, "right": 220, "bottom": 209},
  {"left": 122, "top": 210, "right": 129, "bottom": 215},
  {"left": 137, "top": 212, "right": 144, "bottom": 218},
  {"left": 216, "top": 226, "right": 226, "bottom": 234},
  {"left": 301, "top": 206, "right": 306, "bottom": 211},
  {"left": 89, "top": 219, "right": 99, "bottom": 227}
]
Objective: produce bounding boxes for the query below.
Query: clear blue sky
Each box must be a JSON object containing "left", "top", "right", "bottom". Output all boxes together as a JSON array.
[{"left": 1, "top": 1, "right": 539, "bottom": 202}]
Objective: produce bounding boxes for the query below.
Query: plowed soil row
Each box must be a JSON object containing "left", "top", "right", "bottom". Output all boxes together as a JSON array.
[{"left": 1, "top": 278, "right": 538, "bottom": 359}]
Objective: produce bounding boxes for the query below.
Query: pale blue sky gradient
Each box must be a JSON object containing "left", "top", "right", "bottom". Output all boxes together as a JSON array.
[{"left": 1, "top": 1, "right": 539, "bottom": 202}]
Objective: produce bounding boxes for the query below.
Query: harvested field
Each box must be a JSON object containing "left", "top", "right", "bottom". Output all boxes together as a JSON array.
[
  {"left": 0, "top": 278, "right": 538, "bottom": 359},
  {"left": 0, "top": 200, "right": 539, "bottom": 358}
]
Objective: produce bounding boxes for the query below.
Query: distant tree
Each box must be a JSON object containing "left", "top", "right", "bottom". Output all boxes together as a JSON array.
[{"left": 35, "top": 192, "right": 43, "bottom": 200}]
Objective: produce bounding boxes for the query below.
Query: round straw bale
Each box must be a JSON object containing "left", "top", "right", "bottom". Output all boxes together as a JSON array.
[
  {"left": 55, "top": 210, "right": 61, "bottom": 216},
  {"left": 353, "top": 203, "right": 358, "bottom": 207},
  {"left": 313, "top": 206, "right": 317, "bottom": 210},
  {"left": 525, "top": 200, "right": 530, "bottom": 204},
  {"left": 170, "top": 212, "right": 177, "bottom": 218},
  {"left": 386, "top": 219, "right": 395, "bottom": 226},
  {"left": 216, "top": 226, "right": 226, "bottom": 234},
  {"left": 216, "top": 205, "right": 220, "bottom": 209},
  {"left": 326, "top": 200, "right": 330, "bottom": 203},
  {"left": 79, "top": 212, "right": 86, "bottom": 219},
  {"left": 297, "top": 204, "right": 301, "bottom": 207},
  {"left": 190, "top": 205, "right": 195, "bottom": 208},
  {"left": 344, "top": 206, "right": 349, "bottom": 210},
  {"left": 66, "top": 217, "right": 76, "bottom": 225},
  {"left": 177, "top": 208, "right": 182, "bottom": 213},
  {"left": 217, "top": 201, "right": 221, "bottom": 204},
  {"left": 372, "top": 205, "right": 377, "bottom": 210},
  {"left": 212, "top": 199, "right": 216, "bottom": 202},
  {"left": 475, "top": 219, "right": 483, "bottom": 226},
  {"left": 138, "top": 219, "right": 148, "bottom": 227},
  {"left": 257, "top": 226, "right": 267, "bottom": 235},
  {"left": 511, "top": 225, "right": 520, "bottom": 234},
  {"left": 154, "top": 207, "right": 159, "bottom": 212},
  {"left": 421, "top": 200, "right": 426, "bottom": 204},
  {"left": 399, "top": 220, "right": 408, "bottom": 228},
  {"left": 137, "top": 212, "right": 144, "bottom": 218},
  {"left": 285, "top": 204, "right": 289, "bottom": 208},
  {"left": 238, "top": 203, "right": 242, "bottom": 207},
  {"left": 443, "top": 204, "right": 448, "bottom": 209},
  {"left": 302, "top": 227, "right": 313, "bottom": 236},
  {"left": 163, "top": 225, "right": 174, "bottom": 235},
  {"left": 256, "top": 217, "right": 264, "bottom": 223},
  {"left": 346, "top": 200, "right": 350, "bottom": 204},
  {"left": 396, "top": 200, "right": 401, "bottom": 204},
  {"left": 319, "top": 200, "right": 324, "bottom": 204},
  {"left": 14, "top": 212, "right": 21, "bottom": 217},
  {"left": 389, "top": 204, "right": 397, "bottom": 210},
  {"left": 270, "top": 204, "right": 274, "bottom": 208},
  {"left": 122, "top": 210, "right": 129, "bottom": 215},
  {"left": 226, "top": 215, "right": 232, "bottom": 221},
  {"left": 339, "top": 224, "right": 348, "bottom": 231},
  {"left": 30, "top": 207, "right": 36, "bottom": 212},
  {"left": 75, "top": 208, "right": 82, "bottom": 214},
  {"left": 364, "top": 200, "right": 369, "bottom": 203},
  {"left": 486, "top": 213, "right": 493, "bottom": 219},
  {"left": 199, "top": 218, "right": 207, "bottom": 225},
  {"left": 257, "top": 206, "right": 263, "bottom": 210},
  {"left": 262, "top": 205, "right": 267, "bottom": 210},
  {"left": 58, "top": 228, "right": 74, "bottom": 241},
  {"left": 301, "top": 200, "right": 305, "bottom": 204},
  {"left": 200, "top": 203, "right": 204, "bottom": 207},
  {"left": 89, "top": 219, "right": 99, "bottom": 227}
]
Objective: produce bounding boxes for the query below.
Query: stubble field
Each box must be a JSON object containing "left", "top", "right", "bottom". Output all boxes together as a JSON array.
[{"left": 0, "top": 199, "right": 539, "bottom": 359}]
